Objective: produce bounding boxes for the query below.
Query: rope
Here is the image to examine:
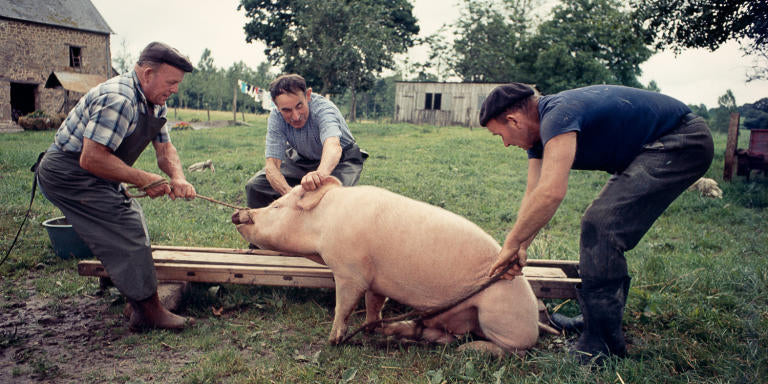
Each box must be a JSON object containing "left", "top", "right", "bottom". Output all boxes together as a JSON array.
[
  {"left": 339, "top": 261, "right": 517, "bottom": 345},
  {"left": 1, "top": 152, "right": 45, "bottom": 267},
  {"left": 125, "top": 179, "right": 248, "bottom": 210},
  {"left": 0, "top": 167, "right": 39, "bottom": 267}
]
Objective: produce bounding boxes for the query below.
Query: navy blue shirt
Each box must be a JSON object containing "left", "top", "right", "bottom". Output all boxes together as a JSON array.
[{"left": 527, "top": 85, "right": 691, "bottom": 173}]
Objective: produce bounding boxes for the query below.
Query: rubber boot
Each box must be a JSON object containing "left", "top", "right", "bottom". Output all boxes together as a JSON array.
[
  {"left": 128, "top": 292, "right": 194, "bottom": 331},
  {"left": 550, "top": 313, "right": 584, "bottom": 332},
  {"left": 603, "top": 276, "right": 631, "bottom": 357},
  {"left": 570, "top": 277, "right": 630, "bottom": 364}
]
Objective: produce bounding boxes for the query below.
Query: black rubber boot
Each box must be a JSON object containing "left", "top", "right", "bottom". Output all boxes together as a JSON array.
[
  {"left": 603, "top": 276, "right": 631, "bottom": 357},
  {"left": 570, "top": 277, "right": 631, "bottom": 364},
  {"left": 551, "top": 313, "right": 584, "bottom": 332}
]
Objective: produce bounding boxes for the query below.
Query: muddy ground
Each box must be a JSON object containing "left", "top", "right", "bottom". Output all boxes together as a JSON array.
[{"left": 0, "top": 275, "right": 192, "bottom": 383}]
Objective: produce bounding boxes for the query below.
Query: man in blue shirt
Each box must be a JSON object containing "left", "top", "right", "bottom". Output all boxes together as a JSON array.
[
  {"left": 480, "top": 83, "right": 713, "bottom": 363},
  {"left": 244, "top": 74, "right": 366, "bottom": 209}
]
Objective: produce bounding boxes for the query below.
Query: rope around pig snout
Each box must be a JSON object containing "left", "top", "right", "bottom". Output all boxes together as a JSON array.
[
  {"left": 339, "top": 261, "right": 517, "bottom": 345},
  {"left": 126, "top": 179, "right": 247, "bottom": 210}
]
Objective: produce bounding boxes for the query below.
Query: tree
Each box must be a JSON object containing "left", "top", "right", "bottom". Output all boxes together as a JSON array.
[
  {"left": 688, "top": 103, "right": 709, "bottom": 120},
  {"left": 741, "top": 98, "right": 768, "bottom": 130},
  {"left": 336, "top": 75, "right": 400, "bottom": 120},
  {"left": 718, "top": 89, "right": 737, "bottom": 112},
  {"left": 112, "top": 38, "right": 135, "bottom": 74},
  {"left": 646, "top": 80, "right": 661, "bottom": 92},
  {"left": 521, "top": 0, "right": 653, "bottom": 93},
  {"left": 239, "top": 0, "right": 419, "bottom": 121},
  {"left": 709, "top": 89, "right": 738, "bottom": 132},
  {"left": 450, "top": 0, "right": 535, "bottom": 82},
  {"left": 633, "top": 0, "right": 768, "bottom": 80},
  {"left": 420, "top": 28, "right": 455, "bottom": 82}
]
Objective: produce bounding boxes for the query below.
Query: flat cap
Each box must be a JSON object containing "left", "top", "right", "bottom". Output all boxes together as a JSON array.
[
  {"left": 138, "top": 42, "right": 194, "bottom": 72},
  {"left": 479, "top": 83, "right": 535, "bottom": 126}
]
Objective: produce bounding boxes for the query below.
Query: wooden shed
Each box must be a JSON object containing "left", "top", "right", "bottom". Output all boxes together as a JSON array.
[
  {"left": 0, "top": 0, "right": 113, "bottom": 132},
  {"left": 394, "top": 81, "right": 508, "bottom": 128}
]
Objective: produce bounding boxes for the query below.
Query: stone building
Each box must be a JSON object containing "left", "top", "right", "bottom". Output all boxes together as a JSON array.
[
  {"left": 394, "top": 82, "right": 508, "bottom": 128},
  {"left": 0, "top": 0, "right": 112, "bottom": 131}
]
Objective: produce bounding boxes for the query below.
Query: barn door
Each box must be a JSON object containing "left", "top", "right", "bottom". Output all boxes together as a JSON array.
[{"left": 10, "top": 82, "right": 37, "bottom": 121}]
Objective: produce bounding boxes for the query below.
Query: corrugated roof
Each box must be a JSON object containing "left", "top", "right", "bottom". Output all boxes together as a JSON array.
[
  {"left": 45, "top": 71, "right": 107, "bottom": 93},
  {"left": 0, "top": 0, "right": 112, "bottom": 35}
]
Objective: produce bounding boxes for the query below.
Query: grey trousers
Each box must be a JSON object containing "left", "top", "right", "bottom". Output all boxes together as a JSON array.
[
  {"left": 37, "top": 151, "right": 157, "bottom": 301},
  {"left": 245, "top": 144, "right": 367, "bottom": 208},
  {"left": 579, "top": 114, "right": 714, "bottom": 281}
]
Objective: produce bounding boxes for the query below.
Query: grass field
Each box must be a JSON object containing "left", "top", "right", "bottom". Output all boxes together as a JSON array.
[{"left": 1, "top": 110, "right": 766, "bottom": 383}]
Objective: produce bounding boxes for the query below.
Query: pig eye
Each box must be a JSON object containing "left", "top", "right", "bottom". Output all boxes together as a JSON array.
[{"left": 272, "top": 204, "right": 280, "bottom": 209}]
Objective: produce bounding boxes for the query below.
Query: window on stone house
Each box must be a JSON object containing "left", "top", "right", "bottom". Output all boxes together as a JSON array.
[{"left": 69, "top": 46, "right": 82, "bottom": 68}]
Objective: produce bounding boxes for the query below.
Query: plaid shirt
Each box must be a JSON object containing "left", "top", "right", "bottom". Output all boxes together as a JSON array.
[{"left": 51, "top": 70, "right": 170, "bottom": 153}]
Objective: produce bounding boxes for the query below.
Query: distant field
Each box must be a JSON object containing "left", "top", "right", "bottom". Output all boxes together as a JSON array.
[{"left": 1, "top": 117, "right": 766, "bottom": 383}]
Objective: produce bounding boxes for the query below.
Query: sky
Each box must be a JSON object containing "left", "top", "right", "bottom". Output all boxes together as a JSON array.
[{"left": 90, "top": 0, "right": 767, "bottom": 109}]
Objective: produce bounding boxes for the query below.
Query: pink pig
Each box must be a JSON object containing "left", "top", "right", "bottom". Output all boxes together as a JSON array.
[{"left": 233, "top": 177, "right": 539, "bottom": 353}]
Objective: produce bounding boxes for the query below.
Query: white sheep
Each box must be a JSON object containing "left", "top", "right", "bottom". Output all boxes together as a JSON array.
[{"left": 688, "top": 177, "right": 722, "bottom": 199}]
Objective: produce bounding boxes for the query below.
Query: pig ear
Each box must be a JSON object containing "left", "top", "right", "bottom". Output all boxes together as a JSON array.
[{"left": 297, "top": 177, "right": 342, "bottom": 211}]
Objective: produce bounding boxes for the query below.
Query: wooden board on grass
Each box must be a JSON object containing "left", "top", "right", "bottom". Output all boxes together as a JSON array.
[{"left": 78, "top": 246, "right": 580, "bottom": 298}]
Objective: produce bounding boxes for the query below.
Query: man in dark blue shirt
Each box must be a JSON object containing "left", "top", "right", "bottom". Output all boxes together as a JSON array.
[{"left": 480, "top": 83, "right": 713, "bottom": 362}]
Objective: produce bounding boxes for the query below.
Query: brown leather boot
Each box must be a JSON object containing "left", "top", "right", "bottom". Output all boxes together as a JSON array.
[{"left": 128, "top": 292, "right": 195, "bottom": 331}]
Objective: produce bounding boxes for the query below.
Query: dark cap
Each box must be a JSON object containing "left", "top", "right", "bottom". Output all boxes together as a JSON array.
[
  {"left": 479, "top": 83, "right": 535, "bottom": 126},
  {"left": 138, "top": 42, "right": 194, "bottom": 72}
]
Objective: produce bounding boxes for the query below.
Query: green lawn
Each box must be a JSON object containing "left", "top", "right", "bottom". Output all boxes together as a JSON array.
[{"left": 1, "top": 114, "right": 766, "bottom": 383}]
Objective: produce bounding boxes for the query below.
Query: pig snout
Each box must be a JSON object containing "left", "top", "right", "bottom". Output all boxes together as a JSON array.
[{"left": 231, "top": 210, "right": 253, "bottom": 225}]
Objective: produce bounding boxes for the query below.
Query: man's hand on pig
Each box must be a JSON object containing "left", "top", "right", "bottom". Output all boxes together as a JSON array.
[
  {"left": 489, "top": 244, "right": 527, "bottom": 279},
  {"left": 301, "top": 170, "right": 329, "bottom": 191}
]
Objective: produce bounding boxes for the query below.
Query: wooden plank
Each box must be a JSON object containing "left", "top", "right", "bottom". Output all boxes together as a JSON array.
[
  {"left": 528, "top": 277, "right": 580, "bottom": 299},
  {"left": 151, "top": 245, "right": 312, "bottom": 258},
  {"left": 78, "top": 260, "right": 336, "bottom": 289},
  {"left": 151, "top": 250, "right": 327, "bottom": 269},
  {"left": 78, "top": 247, "right": 581, "bottom": 299},
  {"left": 724, "top": 112, "right": 740, "bottom": 181},
  {"left": 79, "top": 260, "right": 577, "bottom": 298},
  {"left": 525, "top": 259, "right": 579, "bottom": 278}
]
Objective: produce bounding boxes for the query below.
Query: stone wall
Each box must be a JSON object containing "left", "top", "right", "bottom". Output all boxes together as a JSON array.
[{"left": 0, "top": 17, "right": 111, "bottom": 127}]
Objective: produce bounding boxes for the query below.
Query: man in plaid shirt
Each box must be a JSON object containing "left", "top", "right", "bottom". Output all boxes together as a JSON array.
[{"left": 36, "top": 42, "right": 196, "bottom": 331}]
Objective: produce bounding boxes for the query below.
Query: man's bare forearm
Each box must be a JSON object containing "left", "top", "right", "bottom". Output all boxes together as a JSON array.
[
  {"left": 265, "top": 158, "right": 292, "bottom": 195},
  {"left": 156, "top": 143, "right": 186, "bottom": 181}
]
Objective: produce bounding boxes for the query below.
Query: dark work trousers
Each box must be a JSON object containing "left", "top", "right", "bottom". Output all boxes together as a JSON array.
[
  {"left": 37, "top": 151, "right": 157, "bottom": 301},
  {"left": 579, "top": 114, "right": 714, "bottom": 282},
  {"left": 245, "top": 143, "right": 367, "bottom": 208},
  {"left": 35, "top": 105, "right": 165, "bottom": 302}
]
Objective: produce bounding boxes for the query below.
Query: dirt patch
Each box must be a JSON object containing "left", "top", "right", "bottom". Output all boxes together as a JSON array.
[{"left": 0, "top": 279, "right": 192, "bottom": 383}]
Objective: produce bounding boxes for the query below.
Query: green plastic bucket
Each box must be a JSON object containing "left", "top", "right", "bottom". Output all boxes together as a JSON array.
[{"left": 41, "top": 216, "right": 93, "bottom": 259}]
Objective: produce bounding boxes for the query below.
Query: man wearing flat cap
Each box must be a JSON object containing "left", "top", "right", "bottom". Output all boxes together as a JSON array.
[
  {"left": 36, "top": 41, "right": 196, "bottom": 330},
  {"left": 481, "top": 83, "right": 713, "bottom": 363}
]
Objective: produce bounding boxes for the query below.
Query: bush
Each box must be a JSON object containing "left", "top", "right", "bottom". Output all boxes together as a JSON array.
[{"left": 17, "top": 110, "right": 66, "bottom": 131}]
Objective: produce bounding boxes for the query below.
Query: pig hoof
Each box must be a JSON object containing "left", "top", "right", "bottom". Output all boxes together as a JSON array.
[
  {"left": 328, "top": 327, "right": 348, "bottom": 345},
  {"left": 456, "top": 341, "right": 506, "bottom": 358}
]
